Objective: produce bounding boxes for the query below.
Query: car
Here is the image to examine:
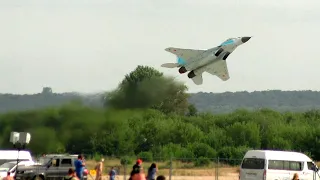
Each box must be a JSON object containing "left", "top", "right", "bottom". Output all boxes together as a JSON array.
[
  {"left": 14, "top": 155, "right": 88, "bottom": 180},
  {"left": 0, "top": 160, "right": 35, "bottom": 179}
]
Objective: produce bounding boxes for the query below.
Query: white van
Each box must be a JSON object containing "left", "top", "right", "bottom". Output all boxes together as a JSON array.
[
  {"left": 0, "top": 150, "right": 33, "bottom": 165},
  {"left": 239, "top": 150, "right": 319, "bottom": 180}
]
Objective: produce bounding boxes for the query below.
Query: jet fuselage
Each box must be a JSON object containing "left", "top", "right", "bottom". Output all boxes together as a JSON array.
[{"left": 183, "top": 37, "right": 247, "bottom": 72}]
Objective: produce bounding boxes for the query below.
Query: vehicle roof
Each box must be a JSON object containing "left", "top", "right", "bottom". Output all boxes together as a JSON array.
[
  {"left": 5, "top": 160, "right": 33, "bottom": 164},
  {"left": 42, "top": 155, "right": 77, "bottom": 159},
  {"left": 43, "top": 154, "right": 78, "bottom": 156},
  {"left": 0, "top": 150, "right": 32, "bottom": 159},
  {"left": 43, "top": 154, "right": 68, "bottom": 156},
  {"left": 244, "top": 150, "right": 312, "bottom": 161}
]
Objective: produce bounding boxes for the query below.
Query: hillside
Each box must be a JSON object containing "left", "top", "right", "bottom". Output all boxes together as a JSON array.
[
  {"left": 1, "top": 88, "right": 320, "bottom": 113},
  {"left": 189, "top": 90, "right": 320, "bottom": 113},
  {"left": 0, "top": 87, "right": 105, "bottom": 113}
]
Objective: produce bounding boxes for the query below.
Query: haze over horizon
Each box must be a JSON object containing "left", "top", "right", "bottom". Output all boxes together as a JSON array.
[{"left": 1, "top": 0, "right": 319, "bottom": 94}]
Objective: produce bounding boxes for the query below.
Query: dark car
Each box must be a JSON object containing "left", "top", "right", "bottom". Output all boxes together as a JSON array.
[{"left": 14, "top": 155, "right": 88, "bottom": 180}]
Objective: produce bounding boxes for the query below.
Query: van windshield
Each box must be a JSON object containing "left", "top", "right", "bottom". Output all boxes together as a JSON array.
[
  {"left": 37, "top": 157, "right": 51, "bottom": 165},
  {"left": 241, "top": 158, "right": 265, "bottom": 169},
  {"left": 0, "top": 159, "right": 29, "bottom": 166},
  {"left": 0, "top": 162, "right": 15, "bottom": 172}
]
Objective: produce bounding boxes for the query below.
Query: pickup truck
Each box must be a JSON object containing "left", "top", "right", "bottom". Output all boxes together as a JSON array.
[{"left": 14, "top": 155, "right": 88, "bottom": 180}]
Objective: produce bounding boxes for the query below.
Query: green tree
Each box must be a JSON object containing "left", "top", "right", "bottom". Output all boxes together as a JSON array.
[
  {"left": 187, "top": 104, "right": 198, "bottom": 116},
  {"left": 226, "top": 121, "right": 261, "bottom": 148},
  {"left": 28, "top": 127, "right": 61, "bottom": 154},
  {"left": 105, "top": 65, "right": 189, "bottom": 115},
  {"left": 3, "top": 90, "right": 320, "bottom": 162}
]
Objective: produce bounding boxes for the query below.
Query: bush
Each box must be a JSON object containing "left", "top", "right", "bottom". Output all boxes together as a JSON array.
[
  {"left": 177, "top": 148, "right": 194, "bottom": 163},
  {"left": 190, "top": 142, "right": 217, "bottom": 158},
  {"left": 137, "top": 151, "right": 153, "bottom": 162},
  {"left": 93, "top": 153, "right": 103, "bottom": 162},
  {"left": 120, "top": 156, "right": 133, "bottom": 165},
  {"left": 194, "top": 157, "right": 210, "bottom": 167}
]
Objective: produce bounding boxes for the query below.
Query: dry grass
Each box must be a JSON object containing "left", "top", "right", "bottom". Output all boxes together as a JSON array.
[
  {"left": 85, "top": 158, "right": 239, "bottom": 177},
  {"left": 85, "top": 158, "right": 320, "bottom": 180}
]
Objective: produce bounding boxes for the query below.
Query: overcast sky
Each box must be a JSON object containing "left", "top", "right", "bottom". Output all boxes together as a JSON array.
[{"left": 0, "top": 0, "right": 319, "bottom": 94}]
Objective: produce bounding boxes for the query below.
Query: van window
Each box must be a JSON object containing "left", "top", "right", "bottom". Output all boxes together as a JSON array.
[
  {"left": 307, "top": 162, "right": 313, "bottom": 170},
  {"left": 241, "top": 158, "right": 265, "bottom": 169},
  {"left": 38, "top": 157, "right": 51, "bottom": 165},
  {"left": 269, "top": 160, "right": 283, "bottom": 169},
  {"left": 268, "top": 160, "right": 303, "bottom": 171},
  {"left": 290, "top": 161, "right": 302, "bottom": 171},
  {"left": 52, "top": 159, "right": 60, "bottom": 167},
  {"left": 61, "top": 159, "right": 72, "bottom": 166}
]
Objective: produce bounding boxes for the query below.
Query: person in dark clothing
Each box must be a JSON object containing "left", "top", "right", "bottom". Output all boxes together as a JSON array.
[
  {"left": 156, "top": 175, "right": 166, "bottom": 180},
  {"left": 147, "top": 163, "right": 157, "bottom": 180},
  {"left": 156, "top": 176, "right": 165, "bottom": 180},
  {"left": 129, "top": 159, "right": 143, "bottom": 180},
  {"left": 109, "top": 167, "right": 117, "bottom": 180}
]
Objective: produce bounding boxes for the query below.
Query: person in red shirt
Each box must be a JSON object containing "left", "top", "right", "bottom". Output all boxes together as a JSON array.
[
  {"left": 131, "top": 166, "right": 146, "bottom": 180},
  {"left": 2, "top": 172, "right": 13, "bottom": 180},
  {"left": 130, "top": 159, "right": 145, "bottom": 180}
]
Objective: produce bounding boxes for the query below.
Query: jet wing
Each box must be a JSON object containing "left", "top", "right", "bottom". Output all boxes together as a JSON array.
[
  {"left": 204, "top": 60, "right": 230, "bottom": 81},
  {"left": 165, "top": 47, "right": 205, "bottom": 65}
]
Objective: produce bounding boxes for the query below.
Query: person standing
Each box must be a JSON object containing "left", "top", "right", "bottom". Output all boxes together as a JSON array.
[
  {"left": 2, "top": 172, "right": 13, "bottom": 180},
  {"left": 109, "top": 167, "right": 116, "bottom": 180},
  {"left": 95, "top": 158, "right": 104, "bottom": 180},
  {"left": 292, "top": 173, "right": 299, "bottom": 180},
  {"left": 147, "top": 163, "right": 157, "bottom": 180},
  {"left": 74, "top": 155, "right": 85, "bottom": 180},
  {"left": 131, "top": 166, "right": 146, "bottom": 180},
  {"left": 64, "top": 168, "right": 78, "bottom": 180},
  {"left": 131, "top": 159, "right": 142, "bottom": 177}
]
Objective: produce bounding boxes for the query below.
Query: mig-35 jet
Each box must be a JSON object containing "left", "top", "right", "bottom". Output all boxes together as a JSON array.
[{"left": 161, "top": 36, "right": 251, "bottom": 85}]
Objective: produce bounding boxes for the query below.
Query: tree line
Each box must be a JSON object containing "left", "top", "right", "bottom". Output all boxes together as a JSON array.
[
  {"left": 0, "top": 65, "right": 319, "bottom": 165},
  {"left": 1, "top": 105, "right": 320, "bottom": 161},
  {"left": 3, "top": 86, "right": 320, "bottom": 114}
]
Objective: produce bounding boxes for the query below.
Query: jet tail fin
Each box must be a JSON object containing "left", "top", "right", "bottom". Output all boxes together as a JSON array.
[{"left": 161, "top": 63, "right": 180, "bottom": 68}]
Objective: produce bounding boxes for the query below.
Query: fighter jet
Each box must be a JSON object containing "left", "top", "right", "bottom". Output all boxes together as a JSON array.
[{"left": 161, "top": 36, "right": 251, "bottom": 85}]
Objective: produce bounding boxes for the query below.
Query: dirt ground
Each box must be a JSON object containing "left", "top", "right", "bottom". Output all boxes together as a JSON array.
[
  {"left": 85, "top": 159, "right": 320, "bottom": 180},
  {"left": 87, "top": 167, "right": 239, "bottom": 180},
  {"left": 88, "top": 173, "right": 239, "bottom": 180},
  {"left": 86, "top": 159, "right": 239, "bottom": 180}
]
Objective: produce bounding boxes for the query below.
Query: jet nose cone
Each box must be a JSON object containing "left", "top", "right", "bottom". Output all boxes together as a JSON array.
[{"left": 241, "top": 37, "right": 251, "bottom": 43}]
